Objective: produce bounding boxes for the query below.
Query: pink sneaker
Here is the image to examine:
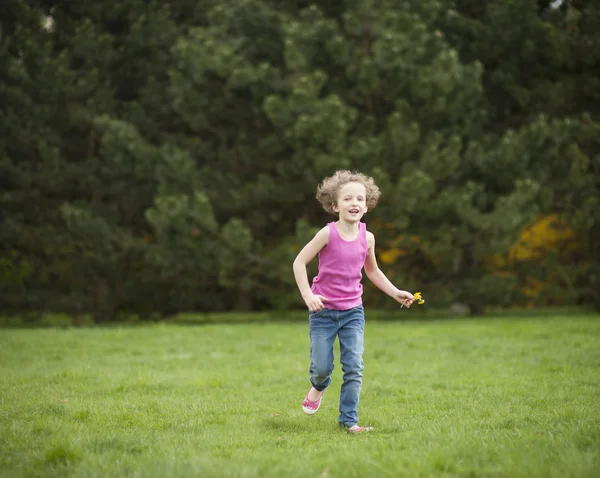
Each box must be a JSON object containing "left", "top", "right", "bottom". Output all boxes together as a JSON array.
[{"left": 302, "top": 387, "right": 323, "bottom": 415}]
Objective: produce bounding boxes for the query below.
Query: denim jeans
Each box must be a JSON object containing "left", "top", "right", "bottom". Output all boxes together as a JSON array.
[{"left": 308, "top": 305, "right": 365, "bottom": 428}]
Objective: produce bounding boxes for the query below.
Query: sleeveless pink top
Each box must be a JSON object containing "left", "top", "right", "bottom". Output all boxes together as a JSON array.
[{"left": 310, "top": 222, "right": 368, "bottom": 310}]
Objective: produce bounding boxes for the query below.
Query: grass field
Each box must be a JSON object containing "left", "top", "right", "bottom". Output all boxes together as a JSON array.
[{"left": 1, "top": 314, "right": 599, "bottom": 477}]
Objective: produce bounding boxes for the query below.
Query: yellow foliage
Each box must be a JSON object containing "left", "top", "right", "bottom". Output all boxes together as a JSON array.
[
  {"left": 490, "top": 214, "right": 581, "bottom": 300},
  {"left": 373, "top": 215, "right": 581, "bottom": 304},
  {"left": 378, "top": 235, "right": 420, "bottom": 265},
  {"left": 379, "top": 248, "right": 403, "bottom": 264},
  {"left": 509, "top": 214, "right": 577, "bottom": 262},
  {"left": 490, "top": 214, "right": 578, "bottom": 268}
]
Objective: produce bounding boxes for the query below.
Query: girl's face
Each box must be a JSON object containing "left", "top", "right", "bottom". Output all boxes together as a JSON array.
[{"left": 333, "top": 182, "right": 367, "bottom": 222}]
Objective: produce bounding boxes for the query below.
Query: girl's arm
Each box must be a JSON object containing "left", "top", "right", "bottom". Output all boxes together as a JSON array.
[
  {"left": 364, "top": 231, "right": 414, "bottom": 307},
  {"left": 292, "top": 226, "right": 330, "bottom": 312}
]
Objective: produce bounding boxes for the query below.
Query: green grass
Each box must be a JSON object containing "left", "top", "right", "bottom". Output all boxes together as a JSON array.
[{"left": 1, "top": 314, "right": 599, "bottom": 477}]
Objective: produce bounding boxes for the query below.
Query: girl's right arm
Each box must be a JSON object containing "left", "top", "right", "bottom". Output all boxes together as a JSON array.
[{"left": 292, "top": 226, "right": 330, "bottom": 312}]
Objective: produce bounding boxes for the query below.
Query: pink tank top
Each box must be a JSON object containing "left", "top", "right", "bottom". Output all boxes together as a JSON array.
[{"left": 310, "top": 222, "right": 368, "bottom": 310}]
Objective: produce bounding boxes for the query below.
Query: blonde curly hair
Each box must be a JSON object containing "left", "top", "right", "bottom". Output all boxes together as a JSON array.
[{"left": 316, "top": 170, "right": 381, "bottom": 215}]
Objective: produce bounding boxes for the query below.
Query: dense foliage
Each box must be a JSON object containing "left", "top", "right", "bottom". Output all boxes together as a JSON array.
[{"left": 1, "top": 0, "right": 598, "bottom": 321}]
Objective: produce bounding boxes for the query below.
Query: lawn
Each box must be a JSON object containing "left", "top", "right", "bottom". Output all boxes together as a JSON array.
[{"left": 1, "top": 314, "right": 599, "bottom": 477}]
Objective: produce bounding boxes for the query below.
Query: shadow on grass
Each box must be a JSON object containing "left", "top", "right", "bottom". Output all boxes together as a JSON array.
[
  {"left": 261, "top": 415, "right": 323, "bottom": 434},
  {"left": 1, "top": 306, "right": 596, "bottom": 328},
  {"left": 166, "top": 306, "right": 598, "bottom": 326}
]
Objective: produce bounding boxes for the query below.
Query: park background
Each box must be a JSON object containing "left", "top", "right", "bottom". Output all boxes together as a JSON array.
[
  {"left": 1, "top": 1, "right": 599, "bottom": 477},
  {"left": 1, "top": 0, "right": 599, "bottom": 324}
]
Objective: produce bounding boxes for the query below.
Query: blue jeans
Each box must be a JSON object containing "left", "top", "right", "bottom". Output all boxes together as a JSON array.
[{"left": 308, "top": 305, "right": 365, "bottom": 428}]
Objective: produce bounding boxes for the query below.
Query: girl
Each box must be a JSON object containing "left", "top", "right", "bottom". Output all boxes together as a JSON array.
[{"left": 292, "top": 170, "right": 415, "bottom": 434}]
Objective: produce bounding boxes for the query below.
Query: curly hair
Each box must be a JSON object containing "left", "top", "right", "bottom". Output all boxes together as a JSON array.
[{"left": 316, "top": 170, "right": 381, "bottom": 216}]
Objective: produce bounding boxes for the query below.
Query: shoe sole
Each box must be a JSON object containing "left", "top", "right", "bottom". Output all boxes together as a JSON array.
[{"left": 347, "top": 426, "right": 373, "bottom": 434}]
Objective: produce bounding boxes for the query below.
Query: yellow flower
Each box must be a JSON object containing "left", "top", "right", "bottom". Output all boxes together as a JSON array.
[{"left": 414, "top": 292, "right": 425, "bottom": 305}]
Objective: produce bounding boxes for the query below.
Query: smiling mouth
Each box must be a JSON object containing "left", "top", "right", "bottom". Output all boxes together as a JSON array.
[{"left": 349, "top": 209, "right": 360, "bottom": 214}]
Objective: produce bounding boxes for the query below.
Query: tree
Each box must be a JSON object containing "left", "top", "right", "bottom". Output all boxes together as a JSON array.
[
  {"left": 1, "top": 0, "right": 597, "bottom": 320},
  {"left": 438, "top": 0, "right": 600, "bottom": 310},
  {"left": 0, "top": 1, "right": 257, "bottom": 319}
]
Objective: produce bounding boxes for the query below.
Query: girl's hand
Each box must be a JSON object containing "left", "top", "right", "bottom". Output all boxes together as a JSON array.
[
  {"left": 303, "top": 293, "right": 329, "bottom": 313},
  {"left": 395, "top": 290, "right": 415, "bottom": 308}
]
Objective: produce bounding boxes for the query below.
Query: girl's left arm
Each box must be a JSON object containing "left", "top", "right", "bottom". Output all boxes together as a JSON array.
[{"left": 364, "top": 232, "right": 414, "bottom": 307}]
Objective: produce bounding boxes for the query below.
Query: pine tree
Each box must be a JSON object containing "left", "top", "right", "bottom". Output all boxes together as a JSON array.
[{"left": 438, "top": 0, "right": 600, "bottom": 310}]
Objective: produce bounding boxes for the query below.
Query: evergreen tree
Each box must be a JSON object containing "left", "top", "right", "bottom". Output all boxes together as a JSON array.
[
  {"left": 438, "top": 0, "right": 600, "bottom": 309},
  {"left": 1, "top": 0, "right": 597, "bottom": 320}
]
